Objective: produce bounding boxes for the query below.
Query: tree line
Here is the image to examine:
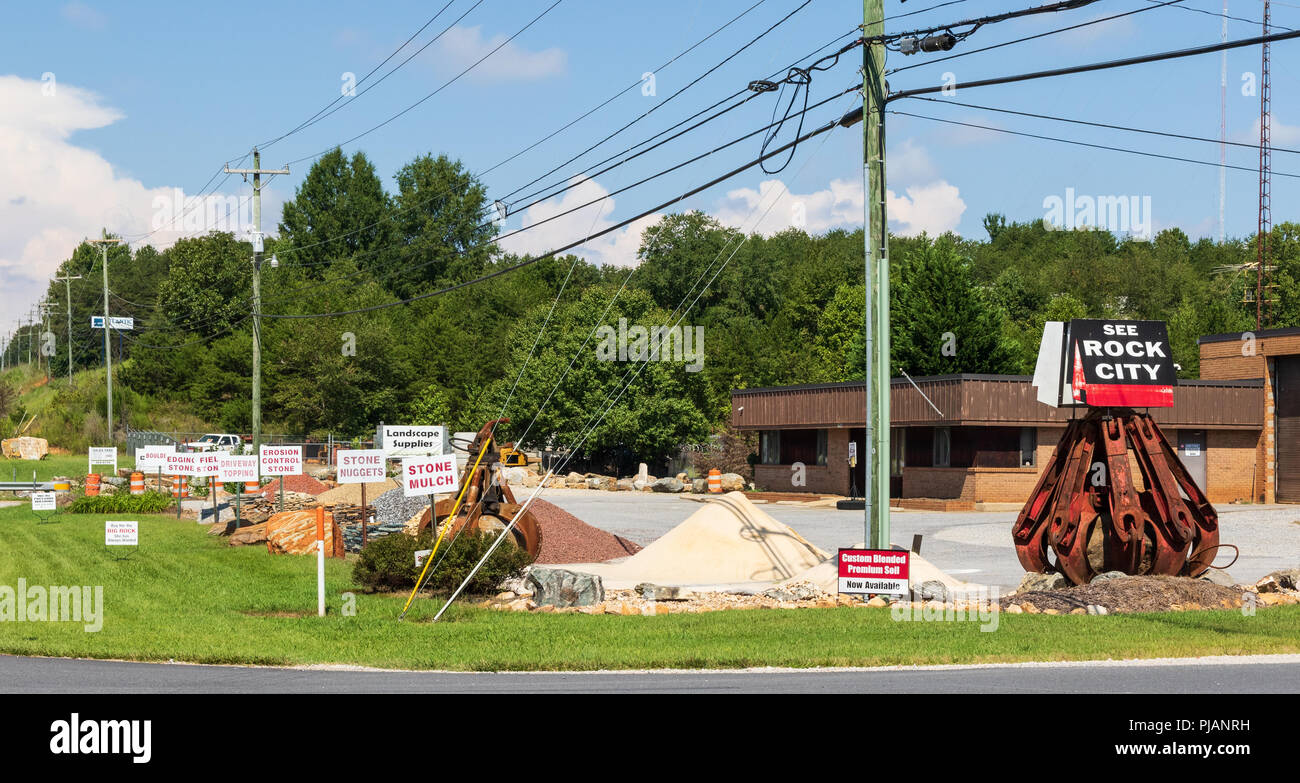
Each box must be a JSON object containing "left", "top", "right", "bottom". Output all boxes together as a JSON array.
[{"left": 5, "top": 146, "right": 1296, "bottom": 470}]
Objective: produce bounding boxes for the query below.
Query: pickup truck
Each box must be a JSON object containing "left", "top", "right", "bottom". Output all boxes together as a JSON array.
[{"left": 185, "top": 433, "right": 244, "bottom": 453}]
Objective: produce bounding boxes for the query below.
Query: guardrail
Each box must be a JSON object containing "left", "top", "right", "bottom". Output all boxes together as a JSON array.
[{"left": 0, "top": 481, "right": 71, "bottom": 492}]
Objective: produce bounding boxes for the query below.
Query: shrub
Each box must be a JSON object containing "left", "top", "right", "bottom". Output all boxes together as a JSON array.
[
  {"left": 352, "top": 528, "right": 533, "bottom": 595},
  {"left": 67, "top": 490, "right": 173, "bottom": 514}
]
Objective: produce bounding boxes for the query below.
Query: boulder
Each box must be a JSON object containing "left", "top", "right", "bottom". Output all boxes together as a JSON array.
[
  {"left": 719, "top": 472, "right": 746, "bottom": 492},
  {"left": 103, "top": 476, "right": 126, "bottom": 487},
  {"left": 1199, "top": 569, "right": 1238, "bottom": 587},
  {"left": 1017, "top": 572, "right": 1068, "bottom": 593},
  {"left": 265, "top": 510, "right": 344, "bottom": 557},
  {"left": 564, "top": 472, "right": 588, "bottom": 489},
  {"left": 916, "top": 580, "right": 950, "bottom": 602},
  {"left": 586, "top": 475, "right": 616, "bottom": 491},
  {"left": 635, "top": 583, "right": 694, "bottom": 601},
  {"left": 306, "top": 465, "right": 335, "bottom": 480},
  {"left": 229, "top": 523, "right": 269, "bottom": 547},
  {"left": 527, "top": 566, "right": 604, "bottom": 607},
  {"left": 522, "top": 473, "right": 541, "bottom": 488},
  {"left": 503, "top": 466, "right": 529, "bottom": 485},
  {"left": 691, "top": 478, "right": 708, "bottom": 494},
  {"left": 1090, "top": 570, "right": 1128, "bottom": 585},
  {"left": 1, "top": 436, "right": 48, "bottom": 460},
  {"left": 762, "top": 580, "right": 823, "bottom": 602},
  {"left": 614, "top": 478, "right": 635, "bottom": 492},
  {"left": 1256, "top": 569, "right": 1300, "bottom": 593},
  {"left": 651, "top": 477, "right": 685, "bottom": 493},
  {"left": 675, "top": 472, "right": 689, "bottom": 483}
]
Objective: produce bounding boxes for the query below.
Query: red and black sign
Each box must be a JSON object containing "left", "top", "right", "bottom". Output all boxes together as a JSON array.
[{"left": 1067, "top": 319, "right": 1175, "bottom": 407}]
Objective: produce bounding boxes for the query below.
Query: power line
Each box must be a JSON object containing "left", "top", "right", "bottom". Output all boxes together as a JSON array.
[
  {"left": 258, "top": 101, "right": 851, "bottom": 320},
  {"left": 283, "top": 0, "right": 566, "bottom": 168},
  {"left": 1142, "top": 0, "right": 1297, "bottom": 31},
  {"left": 889, "top": 109, "right": 1300, "bottom": 177},
  {"left": 904, "top": 94, "right": 1300, "bottom": 154}
]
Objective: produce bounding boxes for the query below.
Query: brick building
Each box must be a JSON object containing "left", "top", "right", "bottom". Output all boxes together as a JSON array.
[
  {"left": 1198, "top": 326, "right": 1300, "bottom": 503},
  {"left": 731, "top": 373, "right": 1267, "bottom": 509}
]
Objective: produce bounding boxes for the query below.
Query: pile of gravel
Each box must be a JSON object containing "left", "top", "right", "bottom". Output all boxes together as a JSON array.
[{"left": 372, "top": 488, "right": 433, "bottom": 525}]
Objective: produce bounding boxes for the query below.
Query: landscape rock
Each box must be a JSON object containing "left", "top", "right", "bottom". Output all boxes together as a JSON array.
[
  {"left": 719, "top": 472, "right": 745, "bottom": 492},
  {"left": 1086, "top": 604, "right": 1109, "bottom": 615},
  {"left": 1, "top": 436, "right": 48, "bottom": 460},
  {"left": 306, "top": 465, "right": 335, "bottom": 480},
  {"left": 527, "top": 566, "right": 605, "bottom": 608},
  {"left": 103, "top": 476, "right": 126, "bottom": 487},
  {"left": 1018, "top": 572, "right": 1069, "bottom": 593},
  {"left": 866, "top": 595, "right": 888, "bottom": 608},
  {"left": 761, "top": 580, "right": 823, "bottom": 602},
  {"left": 504, "top": 467, "right": 529, "bottom": 485},
  {"left": 522, "top": 473, "right": 542, "bottom": 488},
  {"left": 635, "top": 583, "right": 694, "bottom": 601},
  {"left": 691, "top": 478, "right": 708, "bottom": 494},
  {"left": 1005, "top": 604, "right": 1024, "bottom": 614},
  {"left": 1090, "top": 570, "right": 1129, "bottom": 584},
  {"left": 675, "top": 472, "right": 689, "bottom": 483},
  {"left": 615, "top": 478, "right": 635, "bottom": 492},
  {"left": 916, "top": 580, "right": 950, "bottom": 602},
  {"left": 229, "top": 523, "right": 269, "bottom": 547},
  {"left": 1198, "top": 569, "right": 1238, "bottom": 587},
  {"left": 1256, "top": 569, "right": 1300, "bottom": 593},
  {"left": 265, "top": 510, "right": 345, "bottom": 558},
  {"left": 585, "top": 475, "right": 616, "bottom": 491},
  {"left": 651, "top": 477, "right": 685, "bottom": 493}
]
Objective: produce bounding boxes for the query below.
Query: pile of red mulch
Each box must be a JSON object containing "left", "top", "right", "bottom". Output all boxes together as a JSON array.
[
  {"left": 529, "top": 499, "right": 642, "bottom": 564},
  {"left": 261, "top": 474, "right": 330, "bottom": 499}
]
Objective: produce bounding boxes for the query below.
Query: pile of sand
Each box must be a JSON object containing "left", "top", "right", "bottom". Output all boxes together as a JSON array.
[
  {"left": 559, "top": 491, "right": 828, "bottom": 588},
  {"left": 317, "top": 478, "right": 399, "bottom": 506}
]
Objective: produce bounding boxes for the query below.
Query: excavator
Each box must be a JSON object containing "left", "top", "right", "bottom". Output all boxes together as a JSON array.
[{"left": 416, "top": 419, "right": 542, "bottom": 557}]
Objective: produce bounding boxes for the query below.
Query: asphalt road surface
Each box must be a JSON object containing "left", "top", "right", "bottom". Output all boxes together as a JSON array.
[
  {"left": 4, "top": 654, "right": 1298, "bottom": 693},
  {"left": 532, "top": 489, "right": 1300, "bottom": 590}
]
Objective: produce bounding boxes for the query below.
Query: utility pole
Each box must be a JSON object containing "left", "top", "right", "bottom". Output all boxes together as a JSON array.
[
  {"left": 225, "top": 148, "right": 289, "bottom": 455},
  {"left": 863, "top": 0, "right": 890, "bottom": 551},
  {"left": 88, "top": 231, "right": 123, "bottom": 442},
  {"left": 55, "top": 273, "right": 83, "bottom": 386}
]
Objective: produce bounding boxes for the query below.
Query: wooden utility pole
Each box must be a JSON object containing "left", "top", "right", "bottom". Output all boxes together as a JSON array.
[
  {"left": 55, "top": 273, "right": 83, "bottom": 386},
  {"left": 863, "top": 0, "right": 890, "bottom": 550},
  {"left": 88, "top": 231, "right": 123, "bottom": 441},
  {"left": 225, "top": 148, "right": 289, "bottom": 457}
]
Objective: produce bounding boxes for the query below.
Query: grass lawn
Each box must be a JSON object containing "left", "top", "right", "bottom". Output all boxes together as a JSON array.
[
  {"left": 1, "top": 453, "right": 137, "bottom": 483},
  {"left": 0, "top": 506, "right": 1297, "bottom": 671}
]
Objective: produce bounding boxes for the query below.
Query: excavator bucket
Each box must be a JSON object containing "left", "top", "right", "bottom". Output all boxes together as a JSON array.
[{"left": 1014, "top": 408, "right": 1220, "bottom": 584}]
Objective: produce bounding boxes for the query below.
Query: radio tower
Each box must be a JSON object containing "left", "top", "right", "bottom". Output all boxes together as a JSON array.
[
  {"left": 1255, "top": 0, "right": 1273, "bottom": 330},
  {"left": 1219, "top": 1, "right": 1227, "bottom": 245}
]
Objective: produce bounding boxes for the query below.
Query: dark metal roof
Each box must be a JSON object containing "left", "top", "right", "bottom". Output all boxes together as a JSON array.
[{"left": 1198, "top": 326, "right": 1300, "bottom": 344}]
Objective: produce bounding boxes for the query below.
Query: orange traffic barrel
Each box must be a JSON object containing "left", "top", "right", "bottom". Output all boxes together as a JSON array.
[
  {"left": 130, "top": 472, "right": 145, "bottom": 495},
  {"left": 85, "top": 473, "right": 101, "bottom": 497},
  {"left": 708, "top": 468, "right": 722, "bottom": 493},
  {"left": 171, "top": 476, "right": 189, "bottom": 498},
  {"left": 244, "top": 480, "right": 259, "bottom": 495}
]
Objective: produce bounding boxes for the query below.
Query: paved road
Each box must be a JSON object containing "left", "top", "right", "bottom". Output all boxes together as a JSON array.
[
  {"left": 4, "top": 654, "right": 1298, "bottom": 693},
  {"left": 534, "top": 489, "right": 1300, "bottom": 590}
]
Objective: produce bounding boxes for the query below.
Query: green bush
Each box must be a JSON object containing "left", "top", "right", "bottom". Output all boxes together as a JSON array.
[
  {"left": 352, "top": 528, "right": 533, "bottom": 595},
  {"left": 67, "top": 490, "right": 173, "bottom": 514}
]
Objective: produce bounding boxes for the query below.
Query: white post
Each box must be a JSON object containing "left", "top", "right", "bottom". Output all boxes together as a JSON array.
[{"left": 316, "top": 507, "right": 326, "bottom": 617}]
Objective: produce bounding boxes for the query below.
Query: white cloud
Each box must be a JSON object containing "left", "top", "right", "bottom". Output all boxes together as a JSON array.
[
  {"left": 713, "top": 178, "right": 863, "bottom": 237},
  {"left": 61, "top": 2, "right": 106, "bottom": 29},
  {"left": 428, "top": 25, "right": 566, "bottom": 84},
  {"left": 888, "top": 137, "right": 938, "bottom": 184},
  {"left": 887, "top": 181, "right": 966, "bottom": 236},
  {"left": 0, "top": 75, "right": 248, "bottom": 337},
  {"left": 1045, "top": 12, "right": 1136, "bottom": 48},
  {"left": 497, "top": 175, "right": 659, "bottom": 267},
  {"left": 1234, "top": 115, "right": 1300, "bottom": 148}
]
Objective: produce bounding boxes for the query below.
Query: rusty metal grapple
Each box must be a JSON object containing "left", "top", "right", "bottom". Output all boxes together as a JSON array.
[
  {"left": 415, "top": 418, "right": 542, "bottom": 557},
  {"left": 1012, "top": 408, "right": 1219, "bottom": 585}
]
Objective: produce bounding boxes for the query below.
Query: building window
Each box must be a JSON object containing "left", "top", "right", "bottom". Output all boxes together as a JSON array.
[
  {"left": 816, "top": 429, "right": 828, "bottom": 466},
  {"left": 1019, "top": 428, "right": 1037, "bottom": 467},
  {"left": 760, "top": 431, "right": 781, "bottom": 465},
  {"left": 933, "top": 427, "right": 951, "bottom": 467}
]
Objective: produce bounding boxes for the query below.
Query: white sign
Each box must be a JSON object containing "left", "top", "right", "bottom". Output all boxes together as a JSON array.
[
  {"left": 337, "top": 449, "right": 386, "bottom": 483},
  {"left": 382, "top": 425, "right": 449, "bottom": 458},
  {"left": 218, "top": 455, "right": 259, "bottom": 483},
  {"left": 402, "top": 455, "right": 458, "bottom": 497},
  {"left": 88, "top": 446, "right": 117, "bottom": 474},
  {"left": 31, "top": 492, "right": 56, "bottom": 512},
  {"left": 193, "top": 452, "right": 221, "bottom": 477},
  {"left": 91, "top": 316, "right": 104, "bottom": 329},
  {"left": 837, "top": 549, "right": 910, "bottom": 596},
  {"left": 259, "top": 445, "right": 303, "bottom": 476},
  {"left": 414, "top": 548, "right": 432, "bottom": 568},
  {"left": 135, "top": 446, "right": 175, "bottom": 472},
  {"left": 105, "top": 520, "right": 139, "bottom": 546},
  {"left": 164, "top": 451, "right": 198, "bottom": 476}
]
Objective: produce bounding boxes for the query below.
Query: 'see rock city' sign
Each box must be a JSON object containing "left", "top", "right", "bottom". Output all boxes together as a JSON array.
[{"left": 1033, "top": 319, "right": 1176, "bottom": 409}]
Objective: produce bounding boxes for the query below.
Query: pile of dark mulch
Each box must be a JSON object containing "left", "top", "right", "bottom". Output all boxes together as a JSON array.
[
  {"left": 1004, "top": 575, "right": 1245, "bottom": 614},
  {"left": 529, "top": 499, "right": 642, "bottom": 564}
]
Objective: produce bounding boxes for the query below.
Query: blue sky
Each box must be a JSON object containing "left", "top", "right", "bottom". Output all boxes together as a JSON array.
[{"left": 1, "top": 0, "right": 1297, "bottom": 334}]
